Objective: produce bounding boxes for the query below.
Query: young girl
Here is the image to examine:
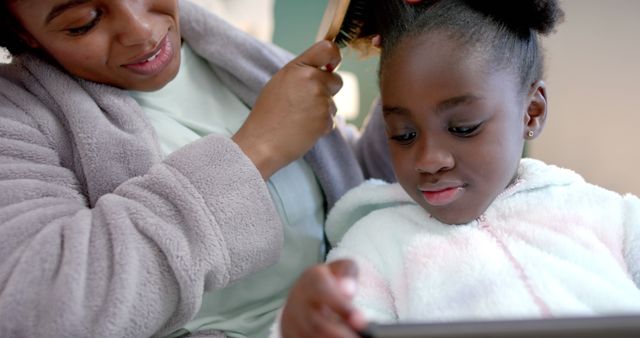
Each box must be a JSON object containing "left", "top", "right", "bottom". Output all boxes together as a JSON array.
[
  {"left": 276, "top": 1, "right": 640, "bottom": 337},
  {"left": 0, "top": 0, "right": 393, "bottom": 337}
]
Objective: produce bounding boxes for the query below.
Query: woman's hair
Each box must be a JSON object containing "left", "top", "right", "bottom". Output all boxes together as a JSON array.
[
  {"left": 1, "top": 0, "right": 30, "bottom": 56},
  {"left": 352, "top": 0, "right": 564, "bottom": 93}
]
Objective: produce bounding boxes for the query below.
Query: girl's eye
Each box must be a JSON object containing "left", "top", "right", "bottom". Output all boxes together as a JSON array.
[
  {"left": 448, "top": 123, "right": 482, "bottom": 137},
  {"left": 65, "top": 11, "right": 103, "bottom": 36},
  {"left": 390, "top": 131, "right": 417, "bottom": 145}
]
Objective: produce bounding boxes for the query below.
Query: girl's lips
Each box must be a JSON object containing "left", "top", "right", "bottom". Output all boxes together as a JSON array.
[
  {"left": 421, "top": 186, "right": 464, "bottom": 207},
  {"left": 123, "top": 35, "right": 173, "bottom": 76}
]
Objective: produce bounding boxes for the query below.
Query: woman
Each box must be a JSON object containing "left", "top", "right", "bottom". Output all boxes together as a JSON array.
[{"left": 0, "top": 0, "right": 392, "bottom": 337}]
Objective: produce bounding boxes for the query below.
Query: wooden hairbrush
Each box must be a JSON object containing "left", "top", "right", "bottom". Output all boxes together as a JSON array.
[{"left": 316, "top": 0, "right": 368, "bottom": 48}]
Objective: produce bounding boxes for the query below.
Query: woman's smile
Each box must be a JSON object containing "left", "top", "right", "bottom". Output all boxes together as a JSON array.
[
  {"left": 123, "top": 33, "right": 174, "bottom": 76},
  {"left": 8, "top": 0, "right": 182, "bottom": 91}
]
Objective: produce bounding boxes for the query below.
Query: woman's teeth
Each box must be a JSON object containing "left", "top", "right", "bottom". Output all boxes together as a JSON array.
[{"left": 145, "top": 50, "right": 161, "bottom": 62}]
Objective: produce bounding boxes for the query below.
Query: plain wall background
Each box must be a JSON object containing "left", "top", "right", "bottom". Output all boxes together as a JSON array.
[
  {"left": 273, "top": 0, "right": 380, "bottom": 127},
  {"left": 529, "top": 0, "right": 640, "bottom": 196},
  {"left": 274, "top": 0, "right": 640, "bottom": 196}
]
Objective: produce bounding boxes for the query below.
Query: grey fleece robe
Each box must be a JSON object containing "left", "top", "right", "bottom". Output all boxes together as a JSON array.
[{"left": 0, "top": 1, "right": 393, "bottom": 337}]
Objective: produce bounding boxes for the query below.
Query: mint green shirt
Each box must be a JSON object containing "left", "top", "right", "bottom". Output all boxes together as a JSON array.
[{"left": 130, "top": 44, "right": 326, "bottom": 338}]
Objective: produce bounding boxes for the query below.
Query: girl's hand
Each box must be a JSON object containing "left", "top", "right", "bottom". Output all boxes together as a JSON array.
[
  {"left": 281, "top": 260, "right": 367, "bottom": 338},
  {"left": 232, "top": 40, "right": 343, "bottom": 180}
]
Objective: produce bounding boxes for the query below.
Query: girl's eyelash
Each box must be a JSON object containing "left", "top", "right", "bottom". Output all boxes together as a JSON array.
[
  {"left": 389, "top": 123, "right": 482, "bottom": 144},
  {"left": 390, "top": 131, "right": 417, "bottom": 145},
  {"left": 66, "top": 10, "right": 103, "bottom": 36},
  {"left": 448, "top": 123, "right": 482, "bottom": 137}
]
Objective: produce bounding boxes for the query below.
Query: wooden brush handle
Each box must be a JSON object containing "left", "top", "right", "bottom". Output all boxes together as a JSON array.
[{"left": 316, "top": 0, "right": 351, "bottom": 42}]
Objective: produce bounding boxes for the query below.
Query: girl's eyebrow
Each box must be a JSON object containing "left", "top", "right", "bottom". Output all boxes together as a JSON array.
[
  {"left": 45, "top": 0, "right": 91, "bottom": 24},
  {"left": 382, "top": 106, "right": 409, "bottom": 117},
  {"left": 434, "top": 94, "right": 482, "bottom": 114},
  {"left": 382, "top": 94, "right": 482, "bottom": 117}
]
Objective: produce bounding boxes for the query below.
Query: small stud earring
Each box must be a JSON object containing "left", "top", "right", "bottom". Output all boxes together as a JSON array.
[{"left": 527, "top": 130, "right": 535, "bottom": 138}]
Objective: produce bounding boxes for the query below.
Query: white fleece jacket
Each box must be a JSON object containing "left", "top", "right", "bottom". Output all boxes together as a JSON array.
[{"left": 325, "top": 158, "right": 640, "bottom": 323}]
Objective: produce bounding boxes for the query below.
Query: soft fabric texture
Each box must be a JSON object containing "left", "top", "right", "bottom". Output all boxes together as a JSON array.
[
  {"left": 132, "top": 43, "right": 326, "bottom": 338},
  {"left": 323, "top": 158, "right": 640, "bottom": 324},
  {"left": 0, "top": 1, "right": 392, "bottom": 337},
  {"left": 130, "top": 43, "right": 252, "bottom": 151}
]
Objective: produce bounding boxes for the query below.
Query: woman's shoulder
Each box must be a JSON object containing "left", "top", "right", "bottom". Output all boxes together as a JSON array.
[
  {"left": 0, "top": 58, "right": 44, "bottom": 125},
  {"left": 0, "top": 54, "right": 120, "bottom": 172},
  {"left": 0, "top": 54, "right": 70, "bottom": 104},
  {"left": 0, "top": 55, "right": 73, "bottom": 133},
  {"left": 0, "top": 58, "right": 25, "bottom": 92}
]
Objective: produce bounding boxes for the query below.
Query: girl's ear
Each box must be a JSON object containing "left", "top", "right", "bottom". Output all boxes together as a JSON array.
[{"left": 523, "top": 80, "right": 547, "bottom": 140}]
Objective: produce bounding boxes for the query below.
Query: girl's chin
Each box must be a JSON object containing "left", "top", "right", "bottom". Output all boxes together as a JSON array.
[{"left": 427, "top": 208, "right": 480, "bottom": 225}]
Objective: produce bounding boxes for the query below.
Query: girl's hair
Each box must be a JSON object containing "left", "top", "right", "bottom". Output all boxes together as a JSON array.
[
  {"left": 352, "top": 0, "right": 564, "bottom": 93},
  {"left": 1, "top": 0, "right": 29, "bottom": 56}
]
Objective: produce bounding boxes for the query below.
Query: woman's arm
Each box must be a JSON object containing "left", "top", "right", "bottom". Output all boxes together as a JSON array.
[{"left": 0, "top": 92, "right": 282, "bottom": 337}]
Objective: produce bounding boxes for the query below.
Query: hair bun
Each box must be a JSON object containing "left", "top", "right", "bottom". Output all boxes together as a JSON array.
[{"left": 465, "top": 0, "right": 564, "bottom": 35}]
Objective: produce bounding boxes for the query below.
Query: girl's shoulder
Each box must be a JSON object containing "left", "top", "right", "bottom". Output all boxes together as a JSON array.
[
  {"left": 506, "top": 158, "right": 635, "bottom": 231},
  {"left": 517, "top": 158, "right": 629, "bottom": 201},
  {"left": 325, "top": 179, "right": 423, "bottom": 247}
]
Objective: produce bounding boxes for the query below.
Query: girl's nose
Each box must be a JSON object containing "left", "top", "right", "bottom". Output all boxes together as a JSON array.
[
  {"left": 115, "top": 4, "right": 155, "bottom": 47},
  {"left": 414, "top": 137, "right": 454, "bottom": 174}
]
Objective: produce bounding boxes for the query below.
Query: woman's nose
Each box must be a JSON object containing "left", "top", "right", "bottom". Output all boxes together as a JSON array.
[
  {"left": 414, "top": 137, "right": 454, "bottom": 174},
  {"left": 115, "top": 4, "right": 155, "bottom": 47}
]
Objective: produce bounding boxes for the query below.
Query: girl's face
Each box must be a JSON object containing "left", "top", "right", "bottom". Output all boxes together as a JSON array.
[
  {"left": 380, "top": 33, "right": 546, "bottom": 224},
  {"left": 8, "top": 0, "right": 181, "bottom": 91}
]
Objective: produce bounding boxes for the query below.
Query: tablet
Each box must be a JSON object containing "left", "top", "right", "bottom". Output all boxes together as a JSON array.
[{"left": 359, "top": 315, "right": 640, "bottom": 338}]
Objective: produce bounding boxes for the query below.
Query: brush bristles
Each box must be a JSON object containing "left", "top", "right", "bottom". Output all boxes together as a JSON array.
[{"left": 334, "top": 0, "right": 368, "bottom": 48}]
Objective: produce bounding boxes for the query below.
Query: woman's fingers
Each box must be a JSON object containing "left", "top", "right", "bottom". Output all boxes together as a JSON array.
[
  {"left": 232, "top": 41, "right": 344, "bottom": 179},
  {"left": 295, "top": 40, "right": 342, "bottom": 72}
]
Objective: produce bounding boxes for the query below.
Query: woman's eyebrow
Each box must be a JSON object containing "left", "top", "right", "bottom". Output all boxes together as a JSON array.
[{"left": 45, "top": 0, "right": 91, "bottom": 24}]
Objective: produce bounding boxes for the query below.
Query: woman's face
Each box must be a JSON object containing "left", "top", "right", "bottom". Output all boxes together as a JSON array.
[
  {"left": 8, "top": 0, "right": 181, "bottom": 91},
  {"left": 380, "top": 33, "right": 543, "bottom": 224}
]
